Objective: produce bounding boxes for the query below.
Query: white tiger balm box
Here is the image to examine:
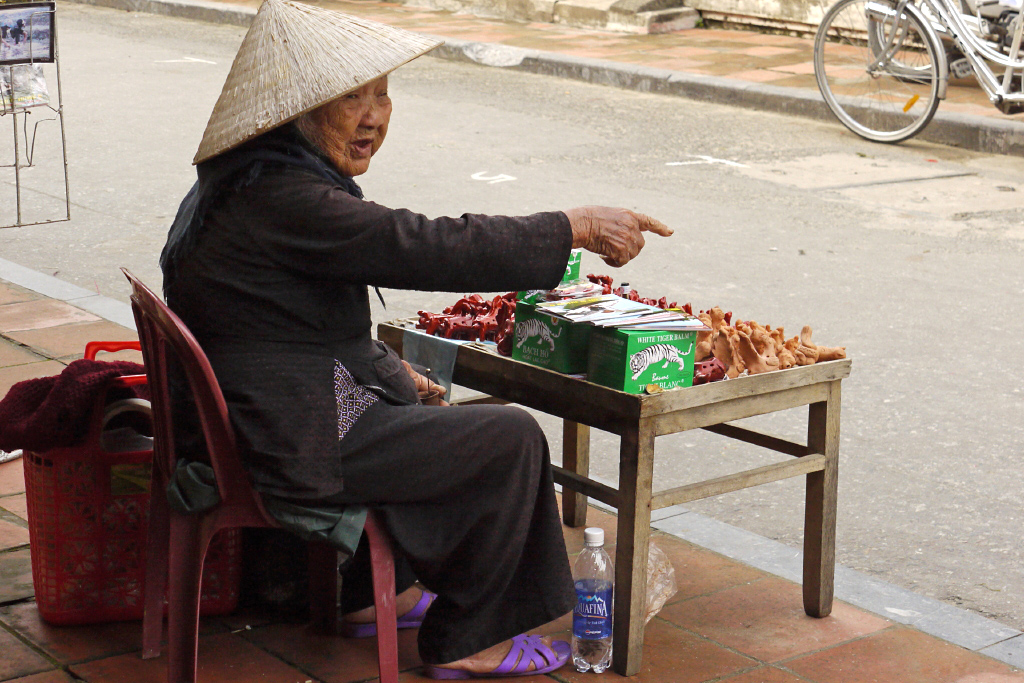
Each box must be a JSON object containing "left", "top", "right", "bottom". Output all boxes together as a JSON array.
[{"left": 588, "top": 327, "right": 697, "bottom": 394}]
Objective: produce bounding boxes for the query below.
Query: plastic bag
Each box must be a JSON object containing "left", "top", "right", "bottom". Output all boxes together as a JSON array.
[
  {"left": 645, "top": 541, "right": 678, "bottom": 624},
  {"left": 99, "top": 398, "right": 153, "bottom": 454},
  {"left": 0, "top": 64, "right": 49, "bottom": 113}
]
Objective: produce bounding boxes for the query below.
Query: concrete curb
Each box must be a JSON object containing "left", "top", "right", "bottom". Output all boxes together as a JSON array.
[
  {"left": 64, "top": 0, "right": 1024, "bottom": 156},
  {"left": 0, "top": 258, "right": 138, "bottom": 330}
]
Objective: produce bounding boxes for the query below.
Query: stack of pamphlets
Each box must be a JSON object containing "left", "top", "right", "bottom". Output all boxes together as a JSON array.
[
  {"left": 534, "top": 295, "right": 710, "bottom": 332},
  {"left": 0, "top": 65, "right": 49, "bottom": 113}
]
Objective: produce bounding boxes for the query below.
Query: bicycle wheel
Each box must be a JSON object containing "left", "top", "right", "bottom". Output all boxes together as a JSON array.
[{"left": 814, "top": 0, "right": 943, "bottom": 142}]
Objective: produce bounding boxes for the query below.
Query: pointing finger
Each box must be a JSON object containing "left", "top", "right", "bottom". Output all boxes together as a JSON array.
[{"left": 636, "top": 214, "right": 673, "bottom": 237}]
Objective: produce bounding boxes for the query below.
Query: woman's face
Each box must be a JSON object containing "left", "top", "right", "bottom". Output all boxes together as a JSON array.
[{"left": 304, "top": 76, "right": 392, "bottom": 177}]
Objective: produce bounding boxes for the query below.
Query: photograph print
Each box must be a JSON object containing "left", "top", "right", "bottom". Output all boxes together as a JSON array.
[{"left": 0, "top": 2, "right": 55, "bottom": 66}]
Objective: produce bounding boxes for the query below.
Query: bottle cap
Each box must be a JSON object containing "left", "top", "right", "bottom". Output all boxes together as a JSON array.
[{"left": 584, "top": 527, "right": 604, "bottom": 546}]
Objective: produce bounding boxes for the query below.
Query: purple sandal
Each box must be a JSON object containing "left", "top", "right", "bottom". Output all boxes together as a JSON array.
[
  {"left": 340, "top": 590, "right": 436, "bottom": 638},
  {"left": 423, "top": 634, "right": 571, "bottom": 679}
]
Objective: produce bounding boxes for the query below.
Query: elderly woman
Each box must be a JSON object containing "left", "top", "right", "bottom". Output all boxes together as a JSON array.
[{"left": 161, "top": 0, "right": 671, "bottom": 678}]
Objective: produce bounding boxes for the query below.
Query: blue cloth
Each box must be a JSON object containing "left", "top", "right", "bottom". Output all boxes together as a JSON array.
[{"left": 167, "top": 459, "right": 365, "bottom": 559}]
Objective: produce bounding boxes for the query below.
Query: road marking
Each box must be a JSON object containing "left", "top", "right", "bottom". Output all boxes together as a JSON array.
[
  {"left": 155, "top": 57, "right": 217, "bottom": 64},
  {"left": 666, "top": 155, "right": 748, "bottom": 168},
  {"left": 471, "top": 171, "right": 517, "bottom": 184}
]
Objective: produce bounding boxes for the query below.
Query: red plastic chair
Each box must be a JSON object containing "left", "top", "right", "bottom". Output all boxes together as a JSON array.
[{"left": 122, "top": 269, "right": 399, "bottom": 683}]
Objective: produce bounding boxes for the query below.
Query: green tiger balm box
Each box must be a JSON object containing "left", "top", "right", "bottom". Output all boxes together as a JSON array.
[
  {"left": 512, "top": 301, "right": 590, "bottom": 374},
  {"left": 587, "top": 327, "right": 697, "bottom": 394},
  {"left": 562, "top": 249, "right": 583, "bottom": 284},
  {"left": 517, "top": 250, "right": 586, "bottom": 305}
]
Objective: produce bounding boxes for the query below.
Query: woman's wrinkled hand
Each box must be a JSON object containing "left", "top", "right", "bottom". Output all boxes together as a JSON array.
[
  {"left": 402, "top": 361, "right": 449, "bottom": 407},
  {"left": 564, "top": 206, "right": 673, "bottom": 267}
]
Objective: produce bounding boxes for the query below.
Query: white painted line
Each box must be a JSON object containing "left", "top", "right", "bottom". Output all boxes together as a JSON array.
[
  {"left": 155, "top": 56, "right": 216, "bottom": 64},
  {"left": 471, "top": 171, "right": 517, "bottom": 184},
  {"left": 666, "top": 155, "right": 748, "bottom": 168}
]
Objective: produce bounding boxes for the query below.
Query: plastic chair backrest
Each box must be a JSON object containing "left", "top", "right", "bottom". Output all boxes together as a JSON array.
[{"left": 121, "top": 268, "right": 255, "bottom": 510}]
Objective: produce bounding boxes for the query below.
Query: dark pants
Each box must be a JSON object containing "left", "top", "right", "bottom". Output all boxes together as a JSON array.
[{"left": 330, "top": 401, "right": 575, "bottom": 665}]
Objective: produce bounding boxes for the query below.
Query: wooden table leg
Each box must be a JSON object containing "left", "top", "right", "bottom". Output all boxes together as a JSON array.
[
  {"left": 803, "top": 380, "right": 841, "bottom": 617},
  {"left": 561, "top": 420, "right": 591, "bottom": 528},
  {"left": 612, "top": 418, "right": 656, "bottom": 676}
]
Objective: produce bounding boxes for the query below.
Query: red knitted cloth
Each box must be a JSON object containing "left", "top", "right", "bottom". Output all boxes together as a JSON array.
[{"left": 0, "top": 359, "right": 147, "bottom": 452}]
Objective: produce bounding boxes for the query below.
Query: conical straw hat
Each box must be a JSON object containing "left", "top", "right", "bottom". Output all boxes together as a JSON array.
[{"left": 194, "top": 0, "right": 443, "bottom": 164}]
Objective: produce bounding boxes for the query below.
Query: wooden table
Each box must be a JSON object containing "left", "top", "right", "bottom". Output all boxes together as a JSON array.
[{"left": 377, "top": 320, "right": 852, "bottom": 676}]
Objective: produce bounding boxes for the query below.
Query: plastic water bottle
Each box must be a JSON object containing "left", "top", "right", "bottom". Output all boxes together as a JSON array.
[{"left": 572, "top": 527, "right": 614, "bottom": 673}]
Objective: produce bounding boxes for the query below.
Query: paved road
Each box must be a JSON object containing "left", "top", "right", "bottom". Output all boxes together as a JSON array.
[{"left": 3, "top": 3, "right": 1023, "bottom": 629}]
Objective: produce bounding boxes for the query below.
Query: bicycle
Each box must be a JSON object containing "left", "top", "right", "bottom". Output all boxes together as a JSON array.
[{"left": 813, "top": 0, "right": 1024, "bottom": 141}]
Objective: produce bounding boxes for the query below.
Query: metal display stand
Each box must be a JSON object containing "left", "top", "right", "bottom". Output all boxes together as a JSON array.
[{"left": 1, "top": 2, "right": 69, "bottom": 228}]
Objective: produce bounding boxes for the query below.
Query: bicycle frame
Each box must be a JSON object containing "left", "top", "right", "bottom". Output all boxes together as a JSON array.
[{"left": 903, "top": 0, "right": 1024, "bottom": 104}]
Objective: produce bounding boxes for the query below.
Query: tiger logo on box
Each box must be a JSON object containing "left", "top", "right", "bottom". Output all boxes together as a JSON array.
[
  {"left": 630, "top": 343, "right": 691, "bottom": 380},
  {"left": 515, "top": 318, "right": 562, "bottom": 351}
]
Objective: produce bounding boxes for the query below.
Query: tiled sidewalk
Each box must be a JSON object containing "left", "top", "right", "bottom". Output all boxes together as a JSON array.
[
  {"left": 203, "top": 0, "right": 1009, "bottom": 122},
  {"left": 2, "top": 277, "right": 1024, "bottom": 683}
]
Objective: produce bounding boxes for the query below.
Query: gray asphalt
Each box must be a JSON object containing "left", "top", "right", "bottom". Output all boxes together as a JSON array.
[{"left": 3, "top": 2, "right": 1024, "bottom": 633}]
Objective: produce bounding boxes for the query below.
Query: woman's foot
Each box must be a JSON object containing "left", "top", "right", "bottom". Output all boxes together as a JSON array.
[
  {"left": 340, "top": 586, "right": 435, "bottom": 638},
  {"left": 343, "top": 585, "right": 425, "bottom": 624},
  {"left": 424, "top": 634, "right": 570, "bottom": 679}
]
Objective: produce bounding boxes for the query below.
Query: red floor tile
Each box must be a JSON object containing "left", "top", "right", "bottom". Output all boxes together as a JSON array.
[
  {"left": 717, "top": 666, "right": 809, "bottom": 682},
  {"left": 0, "top": 361, "right": 67, "bottom": 399},
  {"left": 0, "top": 601, "right": 227, "bottom": 666},
  {"left": 650, "top": 533, "right": 764, "bottom": 603},
  {"left": 241, "top": 621, "right": 421, "bottom": 683},
  {"left": 735, "top": 45, "right": 799, "bottom": 57},
  {"left": 0, "top": 301, "right": 100, "bottom": 334},
  {"left": 0, "top": 283, "right": 41, "bottom": 306},
  {"left": 5, "top": 323, "right": 139, "bottom": 361},
  {"left": 0, "top": 341, "right": 44, "bottom": 368},
  {"left": 0, "top": 601, "right": 144, "bottom": 665},
  {"left": 4, "top": 671, "right": 76, "bottom": 683},
  {"left": 0, "top": 627, "right": 53, "bottom": 681},
  {"left": 215, "top": 608, "right": 277, "bottom": 632},
  {"left": 642, "top": 58, "right": 706, "bottom": 70},
  {"left": 784, "top": 626, "right": 1024, "bottom": 683},
  {"left": 767, "top": 61, "right": 816, "bottom": 75},
  {"left": 0, "top": 459, "right": 26, "bottom": 496},
  {"left": 0, "top": 546, "right": 35, "bottom": 603},
  {"left": 727, "top": 69, "right": 791, "bottom": 83},
  {"left": 645, "top": 45, "right": 716, "bottom": 57},
  {"left": 558, "top": 619, "right": 755, "bottom": 683},
  {"left": 70, "top": 632, "right": 313, "bottom": 683},
  {"left": 658, "top": 576, "right": 890, "bottom": 662},
  {"left": 397, "top": 667, "right": 553, "bottom": 682},
  {"left": 0, "top": 517, "right": 31, "bottom": 550},
  {"left": 1, "top": 493, "right": 29, "bottom": 520}
]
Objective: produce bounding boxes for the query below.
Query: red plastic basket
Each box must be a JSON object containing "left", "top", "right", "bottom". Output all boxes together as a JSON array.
[{"left": 22, "top": 342, "right": 241, "bottom": 625}]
